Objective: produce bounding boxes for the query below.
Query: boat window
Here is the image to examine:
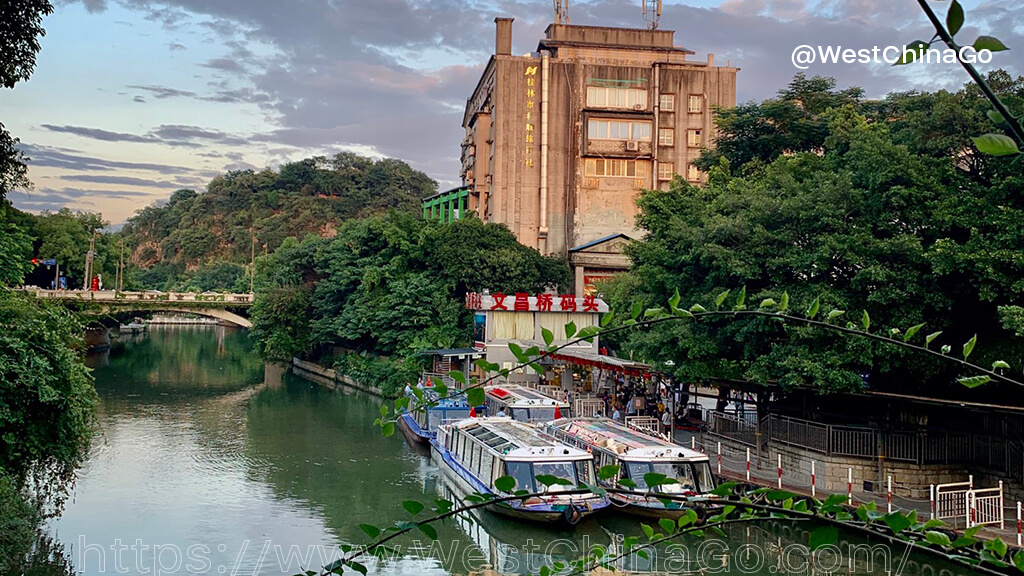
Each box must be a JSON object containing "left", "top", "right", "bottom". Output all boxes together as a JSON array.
[
  {"left": 506, "top": 461, "right": 534, "bottom": 492},
  {"left": 470, "top": 443, "right": 482, "bottom": 473},
  {"left": 533, "top": 462, "right": 578, "bottom": 492},
  {"left": 692, "top": 461, "right": 715, "bottom": 493},
  {"left": 480, "top": 450, "right": 493, "bottom": 482},
  {"left": 511, "top": 408, "right": 530, "bottom": 422},
  {"left": 529, "top": 408, "right": 555, "bottom": 422},
  {"left": 624, "top": 461, "right": 705, "bottom": 493},
  {"left": 575, "top": 461, "right": 594, "bottom": 485}
]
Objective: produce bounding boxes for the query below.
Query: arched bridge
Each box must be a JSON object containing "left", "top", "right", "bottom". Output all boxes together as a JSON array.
[{"left": 30, "top": 289, "right": 254, "bottom": 328}]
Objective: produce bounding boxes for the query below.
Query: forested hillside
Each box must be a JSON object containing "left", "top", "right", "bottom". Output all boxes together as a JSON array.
[{"left": 120, "top": 153, "right": 436, "bottom": 290}]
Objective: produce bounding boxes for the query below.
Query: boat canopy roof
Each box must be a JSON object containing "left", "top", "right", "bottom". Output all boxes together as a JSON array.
[
  {"left": 448, "top": 418, "right": 591, "bottom": 461},
  {"left": 553, "top": 418, "right": 709, "bottom": 462},
  {"left": 485, "top": 385, "right": 568, "bottom": 407}
]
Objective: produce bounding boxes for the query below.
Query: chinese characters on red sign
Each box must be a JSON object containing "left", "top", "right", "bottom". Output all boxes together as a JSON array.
[{"left": 464, "top": 292, "right": 609, "bottom": 313}]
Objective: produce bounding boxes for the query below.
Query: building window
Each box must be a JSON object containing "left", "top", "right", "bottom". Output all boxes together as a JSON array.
[
  {"left": 660, "top": 94, "right": 675, "bottom": 112},
  {"left": 586, "top": 86, "right": 648, "bottom": 109},
  {"left": 658, "top": 162, "right": 675, "bottom": 181},
  {"left": 687, "top": 164, "right": 701, "bottom": 181},
  {"left": 587, "top": 119, "right": 652, "bottom": 141},
  {"left": 658, "top": 128, "right": 674, "bottom": 146},
  {"left": 585, "top": 158, "right": 649, "bottom": 178},
  {"left": 688, "top": 94, "right": 703, "bottom": 113},
  {"left": 687, "top": 129, "right": 703, "bottom": 148}
]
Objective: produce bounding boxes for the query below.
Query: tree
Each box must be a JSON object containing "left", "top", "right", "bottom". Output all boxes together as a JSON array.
[
  {"left": 0, "top": 0, "right": 54, "bottom": 200},
  {"left": 250, "top": 213, "right": 571, "bottom": 394},
  {"left": 611, "top": 82, "right": 1024, "bottom": 397}
]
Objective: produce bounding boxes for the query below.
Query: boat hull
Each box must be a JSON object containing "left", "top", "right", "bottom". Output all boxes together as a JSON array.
[
  {"left": 397, "top": 413, "right": 432, "bottom": 452},
  {"left": 609, "top": 491, "right": 724, "bottom": 520}
]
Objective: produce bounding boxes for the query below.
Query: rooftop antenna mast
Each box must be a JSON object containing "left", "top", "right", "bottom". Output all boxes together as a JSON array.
[
  {"left": 553, "top": 0, "right": 570, "bottom": 24},
  {"left": 641, "top": 0, "right": 662, "bottom": 29}
]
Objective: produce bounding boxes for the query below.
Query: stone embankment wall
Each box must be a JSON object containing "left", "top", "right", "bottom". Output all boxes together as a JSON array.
[{"left": 291, "top": 358, "right": 386, "bottom": 397}]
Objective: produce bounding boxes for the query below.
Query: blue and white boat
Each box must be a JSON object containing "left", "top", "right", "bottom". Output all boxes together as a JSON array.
[
  {"left": 484, "top": 385, "right": 570, "bottom": 423},
  {"left": 397, "top": 388, "right": 485, "bottom": 447},
  {"left": 547, "top": 418, "right": 718, "bottom": 519},
  {"left": 432, "top": 417, "right": 609, "bottom": 524}
]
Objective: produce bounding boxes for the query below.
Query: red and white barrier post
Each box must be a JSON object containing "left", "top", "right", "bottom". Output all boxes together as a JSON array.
[
  {"left": 811, "top": 461, "right": 816, "bottom": 498},
  {"left": 746, "top": 448, "right": 751, "bottom": 482},
  {"left": 847, "top": 468, "right": 853, "bottom": 504},
  {"left": 777, "top": 454, "right": 783, "bottom": 488},
  {"left": 717, "top": 442, "right": 722, "bottom": 475},
  {"left": 887, "top": 475, "right": 892, "bottom": 514},
  {"left": 1016, "top": 501, "right": 1021, "bottom": 547}
]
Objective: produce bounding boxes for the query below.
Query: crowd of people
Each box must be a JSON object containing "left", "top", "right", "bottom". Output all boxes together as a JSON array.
[{"left": 596, "top": 377, "right": 693, "bottom": 434}]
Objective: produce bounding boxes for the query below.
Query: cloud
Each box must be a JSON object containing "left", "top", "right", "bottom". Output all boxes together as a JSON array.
[
  {"left": 49, "top": 0, "right": 1024, "bottom": 193},
  {"left": 168, "top": 42, "right": 187, "bottom": 51},
  {"left": 127, "top": 84, "right": 198, "bottom": 99},
  {"left": 58, "top": 174, "right": 201, "bottom": 189},
  {"left": 40, "top": 123, "right": 249, "bottom": 148},
  {"left": 18, "top": 143, "right": 218, "bottom": 177}
]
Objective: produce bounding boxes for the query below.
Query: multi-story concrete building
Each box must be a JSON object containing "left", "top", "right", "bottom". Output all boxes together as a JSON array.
[{"left": 424, "top": 17, "right": 737, "bottom": 294}]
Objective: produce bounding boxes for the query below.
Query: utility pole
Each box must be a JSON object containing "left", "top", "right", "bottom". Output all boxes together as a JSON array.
[
  {"left": 83, "top": 235, "right": 96, "bottom": 290},
  {"left": 54, "top": 263, "right": 60, "bottom": 291},
  {"left": 117, "top": 239, "right": 125, "bottom": 292},
  {"left": 250, "top": 233, "right": 257, "bottom": 294}
]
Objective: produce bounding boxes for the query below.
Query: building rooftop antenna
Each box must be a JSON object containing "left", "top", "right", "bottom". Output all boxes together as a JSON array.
[
  {"left": 641, "top": 0, "right": 662, "bottom": 29},
  {"left": 553, "top": 0, "right": 570, "bottom": 24}
]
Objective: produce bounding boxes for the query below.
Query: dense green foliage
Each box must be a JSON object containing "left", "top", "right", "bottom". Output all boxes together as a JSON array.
[
  {"left": 0, "top": 290, "right": 96, "bottom": 494},
  {"left": 118, "top": 153, "right": 436, "bottom": 290},
  {"left": 251, "top": 213, "right": 571, "bottom": 394},
  {"left": 609, "top": 72, "right": 1024, "bottom": 395}
]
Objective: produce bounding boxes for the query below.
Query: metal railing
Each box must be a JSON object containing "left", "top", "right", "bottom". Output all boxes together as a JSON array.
[
  {"left": 575, "top": 398, "right": 605, "bottom": 418},
  {"left": 30, "top": 288, "right": 254, "bottom": 303},
  {"left": 935, "top": 478, "right": 973, "bottom": 525},
  {"left": 625, "top": 416, "right": 664, "bottom": 439},
  {"left": 705, "top": 412, "right": 1024, "bottom": 480},
  {"left": 970, "top": 482, "right": 1004, "bottom": 528},
  {"left": 421, "top": 372, "right": 457, "bottom": 390}
]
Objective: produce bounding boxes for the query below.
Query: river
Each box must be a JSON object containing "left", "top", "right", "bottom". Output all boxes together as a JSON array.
[{"left": 51, "top": 326, "right": 974, "bottom": 576}]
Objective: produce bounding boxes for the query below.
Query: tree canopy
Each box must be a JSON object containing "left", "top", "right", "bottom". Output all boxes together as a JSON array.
[
  {"left": 610, "top": 72, "right": 1024, "bottom": 397},
  {"left": 250, "top": 213, "right": 571, "bottom": 394}
]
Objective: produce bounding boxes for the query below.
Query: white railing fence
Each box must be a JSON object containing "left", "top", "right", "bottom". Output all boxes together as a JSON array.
[
  {"left": 575, "top": 398, "right": 605, "bottom": 418},
  {"left": 969, "top": 481, "right": 1004, "bottom": 528},
  {"left": 934, "top": 477, "right": 973, "bottom": 525},
  {"left": 626, "top": 416, "right": 664, "bottom": 439}
]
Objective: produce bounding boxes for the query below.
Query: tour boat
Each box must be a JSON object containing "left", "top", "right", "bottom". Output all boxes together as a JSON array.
[
  {"left": 397, "top": 388, "right": 485, "bottom": 447},
  {"left": 432, "top": 417, "right": 610, "bottom": 524},
  {"left": 546, "top": 418, "right": 717, "bottom": 518},
  {"left": 484, "top": 385, "right": 570, "bottom": 423}
]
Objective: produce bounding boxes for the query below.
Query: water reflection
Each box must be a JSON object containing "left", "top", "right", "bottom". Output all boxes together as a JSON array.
[{"left": 54, "top": 327, "right": 978, "bottom": 576}]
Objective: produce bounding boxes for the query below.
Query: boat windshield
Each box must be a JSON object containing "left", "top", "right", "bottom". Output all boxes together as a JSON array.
[
  {"left": 504, "top": 460, "right": 591, "bottom": 493},
  {"left": 510, "top": 407, "right": 555, "bottom": 422},
  {"left": 623, "top": 460, "right": 714, "bottom": 493}
]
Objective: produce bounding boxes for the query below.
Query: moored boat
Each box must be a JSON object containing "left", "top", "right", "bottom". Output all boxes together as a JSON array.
[
  {"left": 546, "top": 418, "right": 717, "bottom": 518},
  {"left": 432, "top": 417, "right": 609, "bottom": 524},
  {"left": 484, "top": 384, "right": 570, "bottom": 423},
  {"left": 397, "top": 388, "right": 485, "bottom": 447}
]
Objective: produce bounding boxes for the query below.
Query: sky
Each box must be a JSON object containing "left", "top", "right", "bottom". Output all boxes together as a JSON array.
[{"left": 2, "top": 0, "right": 1021, "bottom": 225}]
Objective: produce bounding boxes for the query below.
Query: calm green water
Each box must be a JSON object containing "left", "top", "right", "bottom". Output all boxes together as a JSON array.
[{"left": 53, "top": 327, "right": 974, "bottom": 576}]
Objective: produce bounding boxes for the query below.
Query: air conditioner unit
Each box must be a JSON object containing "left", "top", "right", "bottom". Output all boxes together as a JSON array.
[
  {"left": 625, "top": 140, "right": 639, "bottom": 151},
  {"left": 633, "top": 104, "right": 645, "bottom": 111}
]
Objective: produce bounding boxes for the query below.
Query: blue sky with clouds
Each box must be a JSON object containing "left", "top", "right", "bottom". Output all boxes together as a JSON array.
[{"left": 2, "top": 0, "right": 1020, "bottom": 224}]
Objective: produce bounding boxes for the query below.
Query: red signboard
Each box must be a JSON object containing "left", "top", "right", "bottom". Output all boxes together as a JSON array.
[{"left": 464, "top": 292, "right": 609, "bottom": 313}]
